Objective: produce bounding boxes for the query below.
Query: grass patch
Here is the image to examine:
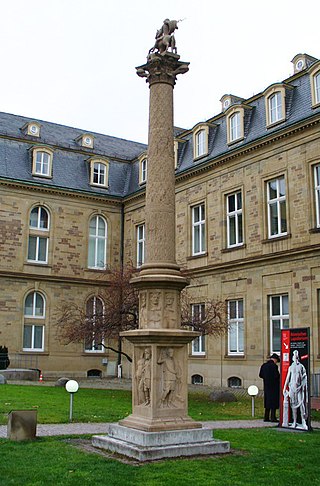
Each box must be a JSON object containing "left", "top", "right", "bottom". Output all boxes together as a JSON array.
[
  {"left": 1, "top": 385, "right": 320, "bottom": 424},
  {"left": 0, "top": 429, "right": 320, "bottom": 485}
]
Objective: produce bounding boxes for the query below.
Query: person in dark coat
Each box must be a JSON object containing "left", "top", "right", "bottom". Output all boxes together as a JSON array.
[{"left": 259, "top": 353, "right": 280, "bottom": 422}]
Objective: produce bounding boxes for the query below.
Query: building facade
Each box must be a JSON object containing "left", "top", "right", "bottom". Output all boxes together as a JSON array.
[{"left": 1, "top": 53, "right": 320, "bottom": 387}]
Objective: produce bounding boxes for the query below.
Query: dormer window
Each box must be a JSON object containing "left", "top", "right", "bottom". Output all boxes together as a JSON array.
[
  {"left": 309, "top": 62, "right": 320, "bottom": 107},
  {"left": 77, "top": 133, "right": 94, "bottom": 149},
  {"left": 89, "top": 158, "right": 109, "bottom": 187},
  {"left": 230, "top": 112, "right": 240, "bottom": 141},
  {"left": 193, "top": 123, "right": 212, "bottom": 160},
  {"left": 291, "top": 53, "right": 318, "bottom": 74},
  {"left": 22, "top": 122, "right": 41, "bottom": 138},
  {"left": 264, "top": 83, "right": 293, "bottom": 128},
  {"left": 32, "top": 147, "right": 53, "bottom": 178},
  {"left": 226, "top": 104, "right": 252, "bottom": 145},
  {"left": 138, "top": 153, "right": 147, "bottom": 184},
  {"left": 220, "top": 94, "right": 244, "bottom": 112}
]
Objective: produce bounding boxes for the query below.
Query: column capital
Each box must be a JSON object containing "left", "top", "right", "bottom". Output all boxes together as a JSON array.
[{"left": 136, "top": 53, "right": 189, "bottom": 87}]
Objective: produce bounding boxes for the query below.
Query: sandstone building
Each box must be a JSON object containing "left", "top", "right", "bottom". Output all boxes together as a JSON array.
[{"left": 1, "top": 53, "right": 320, "bottom": 388}]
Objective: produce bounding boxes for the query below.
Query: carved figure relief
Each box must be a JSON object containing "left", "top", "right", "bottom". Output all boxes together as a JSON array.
[
  {"left": 163, "top": 292, "right": 176, "bottom": 328},
  {"left": 136, "top": 347, "right": 152, "bottom": 406},
  {"left": 139, "top": 291, "right": 147, "bottom": 328},
  {"left": 157, "top": 347, "right": 182, "bottom": 408},
  {"left": 148, "top": 19, "right": 179, "bottom": 56},
  {"left": 149, "top": 291, "right": 161, "bottom": 328}
]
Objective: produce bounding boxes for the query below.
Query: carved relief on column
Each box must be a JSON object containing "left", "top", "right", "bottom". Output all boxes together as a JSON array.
[
  {"left": 163, "top": 291, "right": 178, "bottom": 328},
  {"left": 149, "top": 291, "right": 162, "bottom": 328},
  {"left": 139, "top": 291, "right": 148, "bottom": 328},
  {"left": 157, "top": 346, "right": 183, "bottom": 409},
  {"left": 135, "top": 346, "right": 152, "bottom": 407}
]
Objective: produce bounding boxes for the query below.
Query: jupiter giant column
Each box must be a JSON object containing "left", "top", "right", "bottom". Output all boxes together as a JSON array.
[{"left": 120, "top": 21, "right": 201, "bottom": 432}]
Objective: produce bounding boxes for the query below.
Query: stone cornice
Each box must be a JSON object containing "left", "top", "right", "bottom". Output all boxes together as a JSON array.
[
  {"left": 0, "top": 177, "right": 123, "bottom": 206},
  {"left": 0, "top": 269, "right": 111, "bottom": 286}
]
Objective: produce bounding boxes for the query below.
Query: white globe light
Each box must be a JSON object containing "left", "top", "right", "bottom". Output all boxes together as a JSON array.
[
  {"left": 65, "top": 380, "right": 79, "bottom": 393},
  {"left": 248, "top": 385, "right": 259, "bottom": 396}
]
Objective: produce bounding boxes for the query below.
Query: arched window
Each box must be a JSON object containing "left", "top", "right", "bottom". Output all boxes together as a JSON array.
[
  {"left": 229, "top": 112, "right": 241, "bottom": 141},
  {"left": 23, "top": 291, "right": 45, "bottom": 351},
  {"left": 228, "top": 376, "right": 242, "bottom": 388},
  {"left": 88, "top": 215, "right": 107, "bottom": 269},
  {"left": 84, "top": 296, "right": 104, "bottom": 352},
  {"left": 89, "top": 159, "right": 109, "bottom": 187},
  {"left": 32, "top": 148, "right": 53, "bottom": 177},
  {"left": 191, "top": 374, "right": 204, "bottom": 385},
  {"left": 27, "top": 206, "right": 50, "bottom": 264},
  {"left": 268, "top": 92, "right": 282, "bottom": 124}
]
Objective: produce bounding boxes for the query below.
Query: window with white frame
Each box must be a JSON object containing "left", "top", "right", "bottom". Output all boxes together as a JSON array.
[
  {"left": 229, "top": 112, "right": 241, "bottom": 142},
  {"left": 23, "top": 291, "right": 45, "bottom": 351},
  {"left": 227, "top": 299, "right": 244, "bottom": 355},
  {"left": 267, "top": 176, "right": 287, "bottom": 238},
  {"left": 140, "top": 158, "right": 147, "bottom": 184},
  {"left": 269, "top": 294, "right": 289, "bottom": 353},
  {"left": 227, "top": 191, "right": 243, "bottom": 247},
  {"left": 314, "top": 164, "right": 320, "bottom": 227},
  {"left": 27, "top": 206, "right": 49, "bottom": 263},
  {"left": 84, "top": 296, "right": 104, "bottom": 352},
  {"left": 192, "top": 203, "right": 206, "bottom": 255},
  {"left": 315, "top": 72, "right": 320, "bottom": 104},
  {"left": 195, "top": 129, "right": 206, "bottom": 158},
  {"left": 136, "top": 223, "right": 145, "bottom": 267},
  {"left": 268, "top": 92, "right": 282, "bottom": 124},
  {"left": 88, "top": 215, "right": 107, "bottom": 269},
  {"left": 191, "top": 303, "right": 206, "bottom": 355},
  {"left": 32, "top": 149, "right": 53, "bottom": 177},
  {"left": 92, "top": 161, "right": 108, "bottom": 186}
]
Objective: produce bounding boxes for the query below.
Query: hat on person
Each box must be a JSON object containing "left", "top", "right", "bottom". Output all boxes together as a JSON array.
[{"left": 269, "top": 353, "right": 280, "bottom": 362}]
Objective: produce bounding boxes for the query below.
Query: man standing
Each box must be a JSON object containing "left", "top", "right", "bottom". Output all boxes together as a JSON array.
[{"left": 259, "top": 353, "right": 280, "bottom": 422}]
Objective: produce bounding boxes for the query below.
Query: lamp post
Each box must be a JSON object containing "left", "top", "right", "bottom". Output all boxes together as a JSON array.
[
  {"left": 247, "top": 385, "right": 259, "bottom": 418},
  {"left": 65, "top": 380, "right": 79, "bottom": 422}
]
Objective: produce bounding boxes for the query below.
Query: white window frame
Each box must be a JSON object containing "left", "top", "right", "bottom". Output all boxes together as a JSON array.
[
  {"left": 23, "top": 291, "right": 45, "bottom": 352},
  {"left": 269, "top": 294, "right": 289, "bottom": 354},
  {"left": 32, "top": 148, "right": 53, "bottom": 178},
  {"left": 192, "top": 203, "right": 206, "bottom": 256},
  {"left": 84, "top": 296, "right": 104, "bottom": 353},
  {"left": 140, "top": 158, "right": 147, "bottom": 184},
  {"left": 136, "top": 223, "right": 145, "bottom": 267},
  {"left": 230, "top": 112, "right": 241, "bottom": 142},
  {"left": 196, "top": 129, "right": 205, "bottom": 158},
  {"left": 227, "top": 191, "right": 243, "bottom": 248},
  {"left": 227, "top": 299, "right": 244, "bottom": 355},
  {"left": 27, "top": 206, "right": 49, "bottom": 264},
  {"left": 88, "top": 215, "right": 107, "bottom": 269},
  {"left": 93, "top": 162, "right": 107, "bottom": 186},
  {"left": 269, "top": 92, "right": 282, "bottom": 124},
  {"left": 191, "top": 303, "right": 206, "bottom": 355},
  {"left": 315, "top": 72, "right": 320, "bottom": 105},
  {"left": 314, "top": 164, "right": 320, "bottom": 227},
  {"left": 267, "top": 177, "right": 287, "bottom": 238}
]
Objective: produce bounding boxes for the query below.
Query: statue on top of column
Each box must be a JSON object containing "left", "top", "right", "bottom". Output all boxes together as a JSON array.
[{"left": 149, "top": 19, "right": 179, "bottom": 56}]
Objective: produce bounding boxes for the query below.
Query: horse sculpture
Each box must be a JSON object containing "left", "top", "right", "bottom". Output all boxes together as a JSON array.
[{"left": 148, "top": 19, "right": 179, "bottom": 56}]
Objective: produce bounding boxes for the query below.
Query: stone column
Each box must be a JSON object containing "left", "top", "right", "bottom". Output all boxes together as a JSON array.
[{"left": 120, "top": 53, "right": 201, "bottom": 432}]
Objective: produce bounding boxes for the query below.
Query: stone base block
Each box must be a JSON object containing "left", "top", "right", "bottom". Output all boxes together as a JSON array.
[
  {"left": 92, "top": 423, "right": 230, "bottom": 461},
  {"left": 8, "top": 410, "right": 37, "bottom": 441}
]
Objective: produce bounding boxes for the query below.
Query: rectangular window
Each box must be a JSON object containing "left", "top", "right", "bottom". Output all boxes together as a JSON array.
[
  {"left": 136, "top": 223, "right": 145, "bottom": 267},
  {"left": 191, "top": 304, "right": 206, "bottom": 355},
  {"left": 227, "top": 191, "right": 243, "bottom": 247},
  {"left": 269, "top": 92, "right": 282, "bottom": 124},
  {"left": 227, "top": 299, "right": 244, "bottom": 355},
  {"left": 315, "top": 73, "right": 320, "bottom": 104},
  {"left": 196, "top": 130, "right": 205, "bottom": 157},
  {"left": 192, "top": 203, "right": 206, "bottom": 255},
  {"left": 267, "top": 177, "right": 287, "bottom": 238},
  {"left": 140, "top": 158, "right": 147, "bottom": 184},
  {"left": 230, "top": 112, "right": 240, "bottom": 141},
  {"left": 269, "top": 294, "right": 289, "bottom": 353},
  {"left": 35, "top": 151, "right": 50, "bottom": 176},
  {"left": 314, "top": 164, "right": 320, "bottom": 227},
  {"left": 27, "top": 236, "right": 48, "bottom": 263},
  {"left": 93, "top": 163, "right": 106, "bottom": 185},
  {"left": 23, "top": 324, "right": 44, "bottom": 351}
]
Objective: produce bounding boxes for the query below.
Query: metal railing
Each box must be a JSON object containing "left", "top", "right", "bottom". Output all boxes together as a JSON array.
[{"left": 8, "top": 354, "right": 39, "bottom": 370}]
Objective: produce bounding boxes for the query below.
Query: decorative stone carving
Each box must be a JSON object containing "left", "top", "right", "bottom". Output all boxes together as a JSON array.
[
  {"left": 158, "top": 347, "right": 182, "bottom": 408},
  {"left": 139, "top": 292, "right": 147, "bottom": 328},
  {"left": 136, "top": 347, "right": 151, "bottom": 406},
  {"left": 149, "top": 291, "right": 161, "bottom": 328},
  {"left": 148, "top": 19, "right": 179, "bottom": 57},
  {"left": 163, "top": 292, "right": 176, "bottom": 328}
]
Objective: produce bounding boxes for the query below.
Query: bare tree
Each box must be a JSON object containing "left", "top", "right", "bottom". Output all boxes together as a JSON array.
[{"left": 56, "top": 266, "right": 228, "bottom": 365}]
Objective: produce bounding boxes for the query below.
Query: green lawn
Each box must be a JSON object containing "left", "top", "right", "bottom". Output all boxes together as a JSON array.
[
  {"left": 1, "top": 385, "right": 319, "bottom": 424},
  {"left": 0, "top": 429, "right": 320, "bottom": 485}
]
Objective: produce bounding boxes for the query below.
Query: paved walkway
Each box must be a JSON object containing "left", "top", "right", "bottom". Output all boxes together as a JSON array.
[{"left": 3, "top": 419, "right": 317, "bottom": 439}]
